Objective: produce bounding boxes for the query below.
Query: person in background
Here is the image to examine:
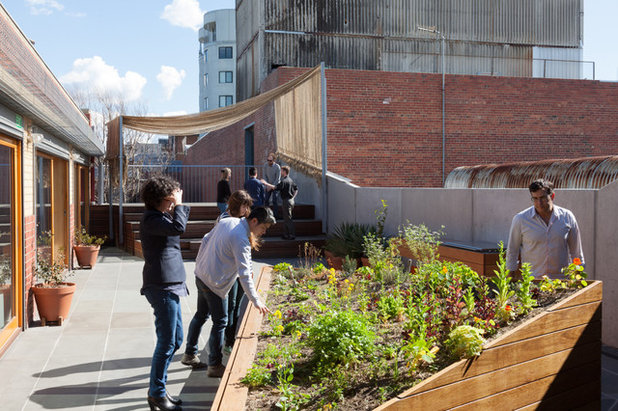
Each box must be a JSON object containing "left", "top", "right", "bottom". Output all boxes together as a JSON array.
[
  {"left": 243, "top": 167, "right": 265, "bottom": 207},
  {"left": 263, "top": 152, "right": 281, "bottom": 218},
  {"left": 216, "top": 168, "right": 232, "bottom": 214},
  {"left": 139, "top": 176, "right": 189, "bottom": 411},
  {"left": 193, "top": 207, "right": 273, "bottom": 378},
  {"left": 263, "top": 165, "right": 298, "bottom": 240},
  {"left": 506, "top": 178, "right": 584, "bottom": 278},
  {"left": 181, "top": 190, "right": 254, "bottom": 368}
]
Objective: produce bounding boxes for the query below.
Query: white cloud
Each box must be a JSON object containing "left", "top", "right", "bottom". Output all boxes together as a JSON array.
[
  {"left": 27, "top": 0, "right": 64, "bottom": 15},
  {"left": 161, "top": 0, "right": 203, "bottom": 31},
  {"left": 60, "top": 56, "right": 147, "bottom": 102},
  {"left": 156, "top": 66, "right": 186, "bottom": 100}
]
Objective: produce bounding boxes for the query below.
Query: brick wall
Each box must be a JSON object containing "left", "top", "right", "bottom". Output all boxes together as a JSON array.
[{"left": 185, "top": 68, "right": 618, "bottom": 188}]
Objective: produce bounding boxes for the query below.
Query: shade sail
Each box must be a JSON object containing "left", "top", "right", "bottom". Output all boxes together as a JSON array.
[{"left": 119, "top": 65, "right": 321, "bottom": 136}]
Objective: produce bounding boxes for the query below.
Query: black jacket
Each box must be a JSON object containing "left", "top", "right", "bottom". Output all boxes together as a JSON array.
[{"left": 140, "top": 205, "right": 190, "bottom": 289}]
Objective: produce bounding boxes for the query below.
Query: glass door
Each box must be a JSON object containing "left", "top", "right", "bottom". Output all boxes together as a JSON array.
[{"left": 0, "top": 136, "right": 22, "bottom": 346}]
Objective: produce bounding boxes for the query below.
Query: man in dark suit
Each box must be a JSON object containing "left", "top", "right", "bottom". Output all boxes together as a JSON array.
[{"left": 140, "top": 176, "right": 190, "bottom": 411}]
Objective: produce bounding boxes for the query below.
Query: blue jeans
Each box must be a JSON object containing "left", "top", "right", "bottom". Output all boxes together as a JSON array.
[
  {"left": 185, "top": 278, "right": 211, "bottom": 356},
  {"left": 202, "top": 285, "right": 228, "bottom": 366},
  {"left": 217, "top": 202, "right": 227, "bottom": 214},
  {"left": 225, "top": 279, "right": 245, "bottom": 347},
  {"left": 143, "top": 289, "right": 183, "bottom": 398},
  {"left": 265, "top": 190, "right": 279, "bottom": 218}
]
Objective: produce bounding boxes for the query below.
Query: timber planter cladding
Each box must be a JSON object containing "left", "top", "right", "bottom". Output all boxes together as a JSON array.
[{"left": 213, "top": 270, "right": 601, "bottom": 410}]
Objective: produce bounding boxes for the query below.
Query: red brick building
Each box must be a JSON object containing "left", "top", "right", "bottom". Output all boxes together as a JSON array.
[{"left": 185, "top": 67, "right": 618, "bottom": 188}]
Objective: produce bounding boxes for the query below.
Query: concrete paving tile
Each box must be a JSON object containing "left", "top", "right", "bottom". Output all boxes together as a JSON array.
[
  {"left": 49, "top": 332, "right": 109, "bottom": 358},
  {"left": 26, "top": 393, "right": 97, "bottom": 410},
  {"left": 110, "top": 312, "right": 152, "bottom": 329},
  {"left": 603, "top": 368, "right": 618, "bottom": 395}
]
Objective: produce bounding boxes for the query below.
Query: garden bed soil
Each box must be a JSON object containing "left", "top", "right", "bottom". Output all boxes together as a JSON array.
[{"left": 212, "top": 267, "right": 601, "bottom": 410}]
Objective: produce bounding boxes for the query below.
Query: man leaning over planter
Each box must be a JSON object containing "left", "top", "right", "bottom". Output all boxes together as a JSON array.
[
  {"left": 190, "top": 206, "right": 273, "bottom": 378},
  {"left": 506, "top": 178, "right": 584, "bottom": 278}
]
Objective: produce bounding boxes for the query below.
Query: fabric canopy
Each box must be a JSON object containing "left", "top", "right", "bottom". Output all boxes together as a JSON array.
[{"left": 119, "top": 65, "right": 322, "bottom": 136}]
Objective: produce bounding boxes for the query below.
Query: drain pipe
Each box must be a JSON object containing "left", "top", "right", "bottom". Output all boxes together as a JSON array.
[{"left": 320, "top": 62, "right": 328, "bottom": 234}]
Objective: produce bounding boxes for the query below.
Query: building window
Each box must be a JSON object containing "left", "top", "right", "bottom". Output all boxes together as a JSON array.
[
  {"left": 203, "top": 49, "right": 208, "bottom": 63},
  {"left": 204, "top": 97, "right": 208, "bottom": 110},
  {"left": 203, "top": 73, "right": 208, "bottom": 87},
  {"left": 219, "top": 95, "right": 233, "bottom": 107},
  {"left": 218, "top": 46, "right": 233, "bottom": 59},
  {"left": 219, "top": 71, "right": 233, "bottom": 83}
]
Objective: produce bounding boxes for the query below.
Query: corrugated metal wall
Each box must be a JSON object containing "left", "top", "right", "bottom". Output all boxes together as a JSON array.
[
  {"left": 237, "top": 0, "right": 583, "bottom": 99},
  {"left": 445, "top": 156, "right": 618, "bottom": 189}
]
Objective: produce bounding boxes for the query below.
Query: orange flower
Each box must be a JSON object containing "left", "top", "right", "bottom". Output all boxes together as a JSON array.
[
  {"left": 442, "top": 266, "right": 448, "bottom": 274},
  {"left": 505, "top": 305, "right": 512, "bottom": 311},
  {"left": 573, "top": 258, "right": 582, "bottom": 266}
]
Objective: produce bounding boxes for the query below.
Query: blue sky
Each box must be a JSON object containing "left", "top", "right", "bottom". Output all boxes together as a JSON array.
[{"left": 2, "top": 0, "right": 617, "bottom": 117}]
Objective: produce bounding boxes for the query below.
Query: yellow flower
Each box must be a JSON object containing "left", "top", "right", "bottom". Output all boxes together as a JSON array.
[
  {"left": 274, "top": 310, "right": 282, "bottom": 319},
  {"left": 442, "top": 266, "right": 448, "bottom": 274},
  {"left": 296, "top": 330, "right": 301, "bottom": 339},
  {"left": 276, "top": 325, "right": 284, "bottom": 333}
]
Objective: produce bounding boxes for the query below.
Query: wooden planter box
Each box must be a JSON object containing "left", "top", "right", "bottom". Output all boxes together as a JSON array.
[
  {"left": 212, "top": 268, "right": 602, "bottom": 410},
  {"left": 398, "top": 241, "right": 500, "bottom": 277}
]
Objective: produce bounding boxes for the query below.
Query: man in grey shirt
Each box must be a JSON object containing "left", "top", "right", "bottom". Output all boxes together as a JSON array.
[
  {"left": 263, "top": 152, "right": 281, "bottom": 218},
  {"left": 506, "top": 179, "right": 584, "bottom": 278}
]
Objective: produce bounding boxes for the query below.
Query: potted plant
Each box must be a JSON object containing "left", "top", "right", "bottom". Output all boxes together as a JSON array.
[
  {"left": 32, "top": 251, "right": 75, "bottom": 326},
  {"left": 324, "top": 222, "right": 376, "bottom": 270},
  {"left": 73, "top": 225, "right": 106, "bottom": 268}
]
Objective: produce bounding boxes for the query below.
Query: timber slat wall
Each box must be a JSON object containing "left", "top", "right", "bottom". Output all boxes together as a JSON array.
[{"left": 377, "top": 281, "right": 602, "bottom": 410}]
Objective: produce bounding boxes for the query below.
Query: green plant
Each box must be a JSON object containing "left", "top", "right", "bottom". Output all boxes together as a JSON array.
[
  {"left": 377, "top": 293, "right": 405, "bottom": 322},
  {"left": 562, "top": 258, "right": 588, "bottom": 288},
  {"left": 34, "top": 251, "right": 73, "bottom": 287},
  {"left": 515, "top": 263, "right": 537, "bottom": 315},
  {"left": 306, "top": 309, "right": 376, "bottom": 369},
  {"left": 241, "top": 365, "right": 272, "bottom": 388},
  {"left": 491, "top": 242, "right": 515, "bottom": 323},
  {"left": 341, "top": 255, "right": 357, "bottom": 276},
  {"left": 445, "top": 325, "right": 486, "bottom": 360},
  {"left": 401, "top": 336, "right": 438, "bottom": 375},
  {"left": 375, "top": 199, "right": 389, "bottom": 238},
  {"left": 74, "top": 226, "right": 106, "bottom": 246},
  {"left": 325, "top": 222, "right": 376, "bottom": 258},
  {"left": 275, "top": 363, "right": 311, "bottom": 411},
  {"left": 400, "top": 223, "right": 444, "bottom": 265}
]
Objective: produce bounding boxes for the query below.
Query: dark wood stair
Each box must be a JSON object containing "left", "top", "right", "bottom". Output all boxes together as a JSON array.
[{"left": 123, "top": 203, "right": 325, "bottom": 259}]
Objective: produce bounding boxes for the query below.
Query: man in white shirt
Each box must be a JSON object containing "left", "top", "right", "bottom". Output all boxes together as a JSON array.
[{"left": 506, "top": 179, "right": 584, "bottom": 278}]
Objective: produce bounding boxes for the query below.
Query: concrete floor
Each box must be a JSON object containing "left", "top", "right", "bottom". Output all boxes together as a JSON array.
[{"left": 0, "top": 247, "right": 616, "bottom": 410}]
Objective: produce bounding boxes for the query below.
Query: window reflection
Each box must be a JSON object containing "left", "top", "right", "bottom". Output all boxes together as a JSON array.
[{"left": 0, "top": 144, "right": 13, "bottom": 328}]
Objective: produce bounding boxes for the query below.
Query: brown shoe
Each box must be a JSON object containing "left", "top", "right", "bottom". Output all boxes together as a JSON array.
[{"left": 207, "top": 364, "right": 226, "bottom": 378}]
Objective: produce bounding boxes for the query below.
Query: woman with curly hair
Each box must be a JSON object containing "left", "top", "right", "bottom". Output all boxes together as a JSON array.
[{"left": 140, "top": 176, "right": 189, "bottom": 411}]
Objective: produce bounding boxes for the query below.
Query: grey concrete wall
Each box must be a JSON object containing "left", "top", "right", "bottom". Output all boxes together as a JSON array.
[
  {"left": 596, "top": 181, "right": 618, "bottom": 346},
  {"left": 326, "top": 175, "right": 617, "bottom": 347}
]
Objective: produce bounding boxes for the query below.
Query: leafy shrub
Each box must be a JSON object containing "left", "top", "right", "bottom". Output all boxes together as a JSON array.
[
  {"left": 306, "top": 310, "right": 376, "bottom": 368},
  {"left": 445, "top": 325, "right": 486, "bottom": 359},
  {"left": 400, "top": 223, "right": 444, "bottom": 265},
  {"left": 377, "top": 293, "right": 405, "bottom": 322},
  {"left": 325, "top": 222, "right": 377, "bottom": 258}
]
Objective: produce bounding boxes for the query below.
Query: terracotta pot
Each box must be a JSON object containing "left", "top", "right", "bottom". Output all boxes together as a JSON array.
[
  {"left": 324, "top": 250, "right": 343, "bottom": 270},
  {"left": 32, "top": 282, "right": 76, "bottom": 326},
  {"left": 74, "top": 245, "right": 100, "bottom": 268}
]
